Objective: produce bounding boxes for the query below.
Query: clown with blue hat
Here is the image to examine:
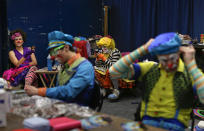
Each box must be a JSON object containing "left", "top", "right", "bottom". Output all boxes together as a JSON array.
[
  {"left": 109, "top": 32, "right": 204, "bottom": 130},
  {"left": 47, "top": 31, "right": 74, "bottom": 60},
  {"left": 25, "top": 30, "right": 97, "bottom": 108}
]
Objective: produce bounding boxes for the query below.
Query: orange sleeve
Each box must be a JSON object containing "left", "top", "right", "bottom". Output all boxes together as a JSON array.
[{"left": 38, "top": 88, "right": 47, "bottom": 97}]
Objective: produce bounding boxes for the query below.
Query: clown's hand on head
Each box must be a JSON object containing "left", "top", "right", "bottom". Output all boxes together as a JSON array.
[
  {"left": 143, "top": 38, "right": 154, "bottom": 53},
  {"left": 179, "top": 45, "right": 196, "bottom": 64}
]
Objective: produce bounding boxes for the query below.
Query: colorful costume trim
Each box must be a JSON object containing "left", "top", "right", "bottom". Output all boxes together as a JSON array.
[
  {"left": 142, "top": 116, "right": 185, "bottom": 131},
  {"left": 187, "top": 60, "right": 204, "bottom": 103},
  {"left": 193, "top": 109, "right": 204, "bottom": 119},
  {"left": 95, "top": 70, "right": 136, "bottom": 89}
]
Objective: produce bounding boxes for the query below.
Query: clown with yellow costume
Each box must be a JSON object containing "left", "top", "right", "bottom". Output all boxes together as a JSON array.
[{"left": 94, "top": 36, "right": 121, "bottom": 100}]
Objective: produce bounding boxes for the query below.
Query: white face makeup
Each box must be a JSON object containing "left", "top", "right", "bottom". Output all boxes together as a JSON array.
[
  {"left": 101, "top": 46, "right": 110, "bottom": 54},
  {"left": 158, "top": 53, "right": 179, "bottom": 72}
]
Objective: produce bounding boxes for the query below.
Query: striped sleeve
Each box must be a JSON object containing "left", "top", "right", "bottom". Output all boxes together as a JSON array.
[
  {"left": 109, "top": 45, "right": 148, "bottom": 79},
  {"left": 95, "top": 59, "right": 104, "bottom": 68},
  {"left": 104, "top": 48, "right": 121, "bottom": 69},
  {"left": 187, "top": 60, "right": 204, "bottom": 104}
]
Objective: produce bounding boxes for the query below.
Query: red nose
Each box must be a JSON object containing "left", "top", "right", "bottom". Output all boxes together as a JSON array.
[
  {"left": 50, "top": 56, "right": 55, "bottom": 60},
  {"left": 57, "top": 54, "right": 63, "bottom": 59},
  {"left": 168, "top": 63, "right": 173, "bottom": 69}
]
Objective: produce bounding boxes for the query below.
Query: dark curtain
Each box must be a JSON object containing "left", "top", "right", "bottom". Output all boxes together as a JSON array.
[
  {"left": 104, "top": 0, "right": 195, "bottom": 53},
  {"left": 0, "top": 0, "right": 8, "bottom": 76},
  {"left": 7, "top": 0, "right": 103, "bottom": 68},
  {"left": 193, "top": 0, "right": 204, "bottom": 38}
]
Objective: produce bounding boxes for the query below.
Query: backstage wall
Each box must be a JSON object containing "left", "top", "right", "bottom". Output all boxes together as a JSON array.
[
  {"left": 2, "top": 0, "right": 204, "bottom": 73},
  {"left": 7, "top": 0, "right": 103, "bottom": 68},
  {"left": 104, "top": 0, "right": 204, "bottom": 53}
]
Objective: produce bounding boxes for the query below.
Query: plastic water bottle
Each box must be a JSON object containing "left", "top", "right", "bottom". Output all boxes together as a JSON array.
[{"left": 47, "top": 55, "right": 53, "bottom": 71}]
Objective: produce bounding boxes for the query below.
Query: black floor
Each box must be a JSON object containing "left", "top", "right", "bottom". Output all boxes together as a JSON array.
[
  {"left": 100, "top": 87, "right": 142, "bottom": 120},
  {"left": 101, "top": 95, "right": 140, "bottom": 120}
]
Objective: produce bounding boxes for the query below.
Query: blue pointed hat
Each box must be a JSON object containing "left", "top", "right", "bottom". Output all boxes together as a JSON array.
[
  {"left": 47, "top": 31, "right": 74, "bottom": 50},
  {"left": 148, "top": 32, "right": 182, "bottom": 55}
]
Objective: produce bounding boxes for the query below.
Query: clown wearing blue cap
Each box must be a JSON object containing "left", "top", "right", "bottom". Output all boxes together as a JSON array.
[
  {"left": 25, "top": 31, "right": 97, "bottom": 108},
  {"left": 109, "top": 32, "right": 204, "bottom": 131}
]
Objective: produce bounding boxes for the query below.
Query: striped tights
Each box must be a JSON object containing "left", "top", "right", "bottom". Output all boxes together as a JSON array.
[{"left": 25, "top": 66, "right": 38, "bottom": 86}]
